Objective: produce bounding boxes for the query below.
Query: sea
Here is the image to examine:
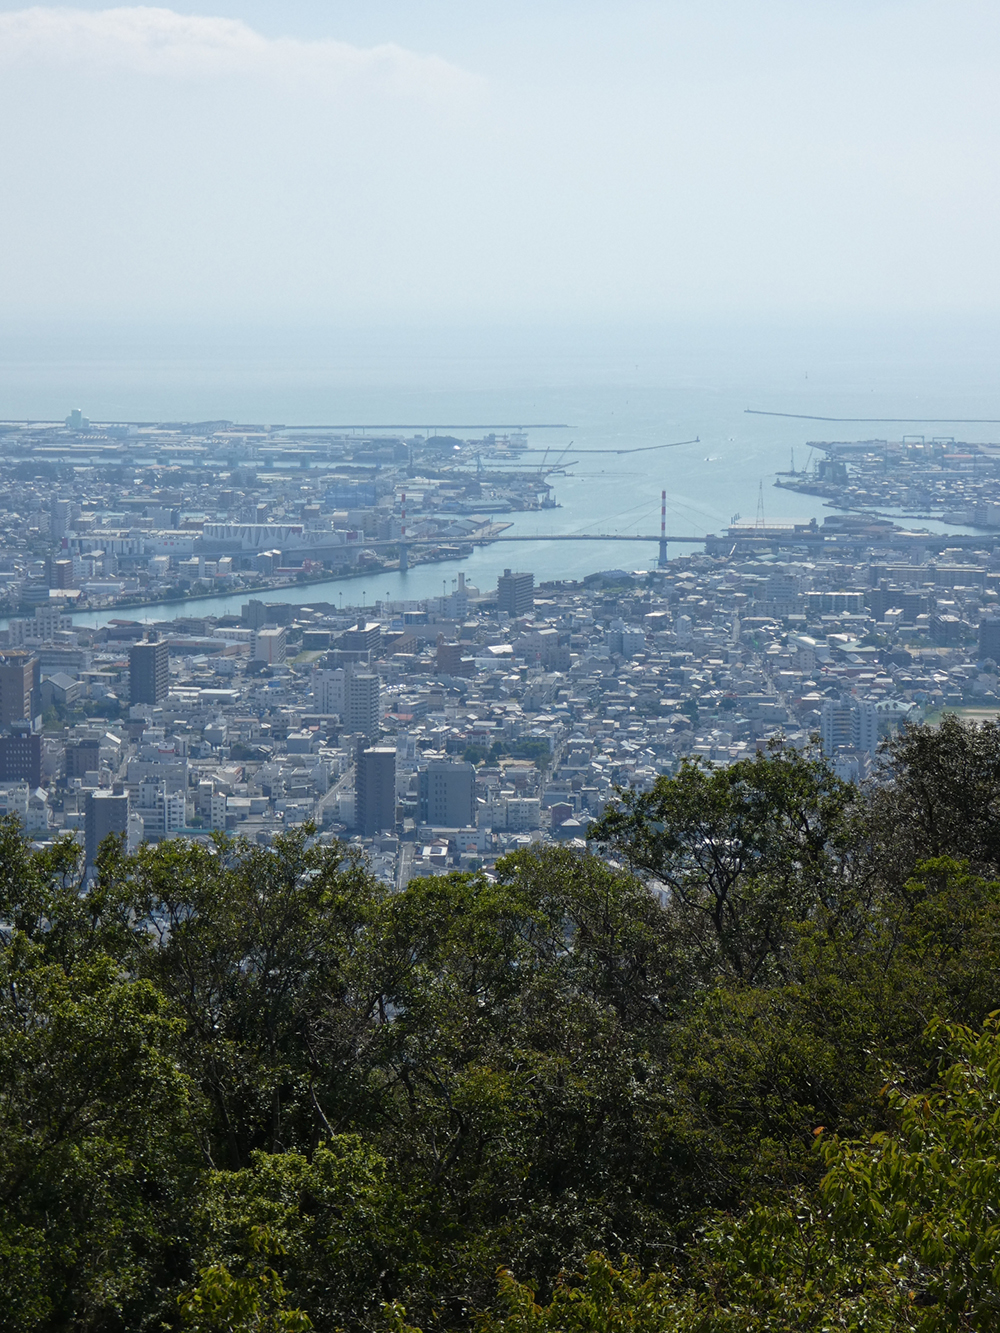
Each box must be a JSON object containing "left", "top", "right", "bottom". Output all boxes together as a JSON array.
[{"left": 2, "top": 315, "right": 998, "bottom": 628}]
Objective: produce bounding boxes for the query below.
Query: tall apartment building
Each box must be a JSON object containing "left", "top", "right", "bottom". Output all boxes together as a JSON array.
[
  {"left": 0, "top": 652, "right": 38, "bottom": 726},
  {"left": 50, "top": 497, "right": 72, "bottom": 541},
  {"left": 85, "top": 789, "right": 130, "bottom": 868},
  {"left": 355, "top": 745, "right": 396, "bottom": 835},
  {"left": 497, "top": 568, "right": 534, "bottom": 617},
  {"left": 136, "top": 779, "right": 186, "bottom": 841},
  {"left": 418, "top": 761, "right": 476, "bottom": 828},
  {"left": 820, "top": 697, "right": 880, "bottom": 758},
  {"left": 314, "top": 668, "right": 346, "bottom": 716},
  {"left": 129, "top": 638, "right": 169, "bottom": 705},
  {"left": 345, "top": 671, "right": 381, "bottom": 739}
]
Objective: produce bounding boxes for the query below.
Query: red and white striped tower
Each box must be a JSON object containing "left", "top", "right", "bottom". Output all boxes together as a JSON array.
[{"left": 399, "top": 491, "right": 409, "bottom": 572}]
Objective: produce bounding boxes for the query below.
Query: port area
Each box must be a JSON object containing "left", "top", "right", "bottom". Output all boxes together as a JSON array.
[{"left": 774, "top": 437, "right": 1000, "bottom": 532}]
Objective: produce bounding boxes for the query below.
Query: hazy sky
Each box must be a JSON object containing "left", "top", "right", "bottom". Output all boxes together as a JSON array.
[{"left": 2, "top": 1, "right": 1000, "bottom": 326}]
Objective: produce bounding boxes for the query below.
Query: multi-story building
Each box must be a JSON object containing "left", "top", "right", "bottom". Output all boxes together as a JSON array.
[
  {"left": 345, "top": 671, "right": 381, "bottom": 739},
  {"left": 980, "top": 617, "right": 1000, "bottom": 662},
  {"left": 497, "top": 569, "right": 534, "bottom": 617},
  {"left": 252, "top": 627, "right": 286, "bottom": 665},
  {"left": 0, "top": 730, "right": 42, "bottom": 786},
  {"left": 85, "top": 789, "right": 129, "bottom": 868},
  {"left": 129, "top": 638, "right": 169, "bottom": 705},
  {"left": 821, "top": 697, "right": 880, "bottom": 758},
  {"left": 419, "top": 760, "right": 476, "bottom": 828},
  {"left": 314, "top": 668, "right": 346, "bottom": 716},
  {"left": 0, "top": 652, "right": 38, "bottom": 726},
  {"left": 136, "top": 779, "right": 186, "bottom": 840},
  {"left": 66, "top": 738, "right": 101, "bottom": 781},
  {"left": 356, "top": 745, "right": 396, "bottom": 835}
]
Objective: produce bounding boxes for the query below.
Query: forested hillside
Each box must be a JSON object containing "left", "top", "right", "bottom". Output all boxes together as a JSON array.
[{"left": 4, "top": 717, "right": 1000, "bottom": 1332}]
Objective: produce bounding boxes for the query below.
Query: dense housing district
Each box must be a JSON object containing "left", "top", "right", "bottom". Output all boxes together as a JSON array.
[{"left": 3, "top": 452, "right": 1000, "bottom": 887}]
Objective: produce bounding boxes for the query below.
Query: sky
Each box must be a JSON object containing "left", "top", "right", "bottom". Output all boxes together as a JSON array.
[{"left": 2, "top": 1, "right": 1000, "bottom": 330}]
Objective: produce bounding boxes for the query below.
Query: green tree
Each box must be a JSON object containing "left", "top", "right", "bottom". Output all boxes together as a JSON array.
[
  {"left": 865, "top": 716, "right": 1000, "bottom": 889},
  {"left": 0, "top": 943, "right": 199, "bottom": 1330},
  {"left": 181, "top": 1141, "right": 425, "bottom": 1333},
  {"left": 131, "top": 828, "right": 386, "bottom": 1167},
  {"left": 591, "top": 746, "right": 858, "bottom": 983}
]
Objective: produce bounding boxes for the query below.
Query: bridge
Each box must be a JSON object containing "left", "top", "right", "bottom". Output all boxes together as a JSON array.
[
  {"left": 384, "top": 490, "right": 699, "bottom": 569},
  {"left": 400, "top": 532, "right": 708, "bottom": 544},
  {"left": 339, "top": 530, "right": 708, "bottom": 572}
]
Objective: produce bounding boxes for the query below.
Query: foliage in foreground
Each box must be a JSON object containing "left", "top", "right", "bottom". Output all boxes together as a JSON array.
[{"left": 4, "top": 721, "right": 1000, "bottom": 1329}]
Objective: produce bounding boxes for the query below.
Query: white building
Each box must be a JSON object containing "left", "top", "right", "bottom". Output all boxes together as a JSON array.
[
  {"left": 314, "top": 668, "right": 345, "bottom": 716},
  {"left": 136, "top": 779, "right": 187, "bottom": 840},
  {"left": 820, "top": 697, "right": 883, "bottom": 759},
  {"left": 253, "top": 627, "right": 287, "bottom": 665}
]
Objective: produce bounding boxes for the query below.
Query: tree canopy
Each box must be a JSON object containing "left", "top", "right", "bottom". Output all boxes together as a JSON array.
[{"left": 3, "top": 721, "right": 1000, "bottom": 1329}]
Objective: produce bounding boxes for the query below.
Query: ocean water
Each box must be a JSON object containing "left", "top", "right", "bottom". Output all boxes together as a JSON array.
[{"left": 2, "top": 317, "right": 998, "bottom": 625}]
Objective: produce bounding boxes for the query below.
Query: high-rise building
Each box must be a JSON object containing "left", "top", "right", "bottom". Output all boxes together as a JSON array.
[
  {"left": 819, "top": 698, "right": 854, "bottom": 756},
  {"left": 50, "top": 497, "right": 72, "bottom": 541},
  {"left": 345, "top": 671, "right": 381, "bottom": 739},
  {"left": 497, "top": 568, "right": 534, "bottom": 617},
  {"left": 853, "top": 700, "right": 880, "bottom": 755},
  {"left": 0, "top": 653, "right": 38, "bottom": 726},
  {"left": 820, "top": 697, "right": 882, "bottom": 758},
  {"left": 47, "top": 557, "right": 76, "bottom": 589},
  {"left": 252, "top": 627, "right": 286, "bottom": 665},
  {"left": 85, "top": 789, "right": 130, "bottom": 867},
  {"left": 436, "top": 637, "right": 473, "bottom": 676},
  {"left": 314, "top": 668, "right": 346, "bottom": 716},
  {"left": 355, "top": 746, "right": 396, "bottom": 835},
  {"left": 129, "top": 638, "right": 169, "bottom": 705},
  {"left": 419, "top": 761, "right": 476, "bottom": 828},
  {"left": 32, "top": 603, "right": 72, "bottom": 643},
  {"left": 242, "top": 598, "right": 267, "bottom": 629}
]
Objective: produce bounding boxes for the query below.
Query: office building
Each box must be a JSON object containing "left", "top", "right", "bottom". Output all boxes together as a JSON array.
[
  {"left": 0, "top": 731, "right": 41, "bottom": 787},
  {"left": 129, "top": 637, "right": 169, "bottom": 705},
  {"left": 0, "top": 653, "right": 38, "bottom": 726},
  {"left": 342, "top": 621, "right": 381, "bottom": 654},
  {"left": 497, "top": 568, "right": 534, "bottom": 617},
  {"left": 435, "top": 637, "right": 474, "bottom": 676},
  {"left": 47, "top": 557, "right": 76, "bottom": 590},
  {"left": 85, "top": 789, "right": 129, "bottom": 867},
  {"left": 356, "top": 746, "right": 396, "bottom": 835},
  {"left": 419, "top": 761, "right": 476, "bottom": 828}
]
